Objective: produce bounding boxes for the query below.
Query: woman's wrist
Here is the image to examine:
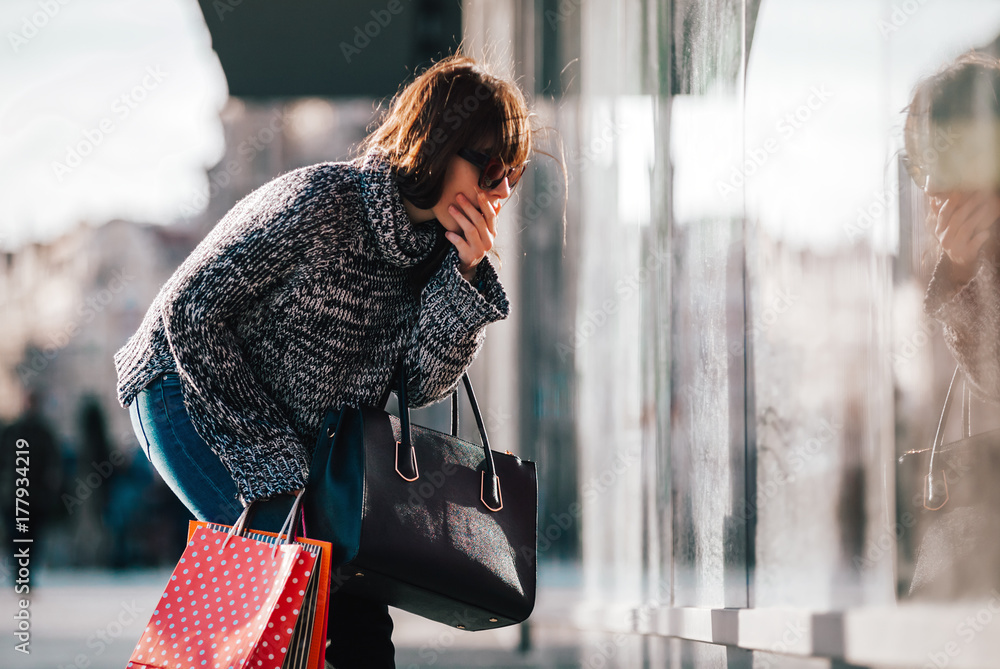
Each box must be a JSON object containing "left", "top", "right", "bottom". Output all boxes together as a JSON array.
[
  {"left": 239, "top": 487, "right": 303, "bottom": 507},
  {"left": 944, "top": 255, "right": 978, "bottom": 285},
  {"left": 459, "top": 263, "right": 478, "bottom": 283}
]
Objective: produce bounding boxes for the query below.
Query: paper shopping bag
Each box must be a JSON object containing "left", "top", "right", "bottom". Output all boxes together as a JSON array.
[
  {"left": 127, "top": 522, "right": 316, "bottom": 669},
  {"left": 199, "top": 521, "right": 333, "bottom": 669}
]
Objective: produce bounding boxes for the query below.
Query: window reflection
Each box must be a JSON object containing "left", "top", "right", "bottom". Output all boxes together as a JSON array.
[
  {"left": 548, "top": 0, "right": 1000, "bottom": 630},
  {"left": 899, "top": 50, "right": 1000, "bottom": 600},
  {"left": 744, "top": 0, "right": 1000, "bottom": 607}
]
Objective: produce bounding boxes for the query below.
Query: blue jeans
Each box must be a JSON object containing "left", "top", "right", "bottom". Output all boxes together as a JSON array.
[
  {"left": 128, "top": 371, "right": 245, "bottom": 525},
  {"left": 128, "top": 371, "right": 396, "bottom": 668}
]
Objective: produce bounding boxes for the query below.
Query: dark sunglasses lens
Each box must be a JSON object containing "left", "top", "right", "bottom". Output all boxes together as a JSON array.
[
  {"left": 482, "top": 158, "right": 507, "bottom": 189},
  {"left": 507, "top": 163, "right": 525, "bottom": 188},
  {"left": 480, "top": 158, "right": 525, "bottom": 190},
  {"left": 903, "top": 156, "right": 926, "bottom": 187}
]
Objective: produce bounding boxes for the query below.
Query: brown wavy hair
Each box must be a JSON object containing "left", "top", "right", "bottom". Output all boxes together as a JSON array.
[
  {"left": 903, "top": 51, "right": 1000, "bottom": 190},
  {"left": 902, "top": 51, "right": 1000, "bottom": 270},
  {"left": 360, "top": 53, "right": 534, "bottom": 209}
]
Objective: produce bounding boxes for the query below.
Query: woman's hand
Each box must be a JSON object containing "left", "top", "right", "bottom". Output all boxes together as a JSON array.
[
  {"left": 930, "top": 191, "right": 1000, "bottom": 283},
  {"left": 446, "top": 191, "right": 498, "bottom": 282}
]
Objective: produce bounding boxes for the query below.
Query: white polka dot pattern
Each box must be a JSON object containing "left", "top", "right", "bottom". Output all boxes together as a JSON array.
[{"left": 126, "top": 526, "right": 317, "bottom": 669}]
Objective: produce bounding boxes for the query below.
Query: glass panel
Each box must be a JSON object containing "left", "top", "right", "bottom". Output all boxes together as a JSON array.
[
  {"left": 888, "top": 3, "right": 1000, "bottom": 602},
  {"left": 526, "top": 0, "right": 1000, "bottom": 645},
  {"left": 744, "top": 0, "right": 896, "bottom": 609},
  {"left": 746, "top": 0, "right": 1000, "bottom": 607},
  {"left": 573, "top": 0, "right": 662, "bottom": 622},
  {"left": 667, "top": 0, "right": 749, "bottom": 609}
]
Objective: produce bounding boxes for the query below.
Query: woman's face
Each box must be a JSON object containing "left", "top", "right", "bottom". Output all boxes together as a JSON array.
[
  {"left": 923, "top": 175, "right": 977, "bottom": 204},
  {"left": 429, "top": 151, "right": 514, "bottom": 233},
  {"left": 914, "top": 120, "right": 1000, "bottom": 197},
  {"left": 921, "top": 165, "right": 1000, "bottom": 213}
]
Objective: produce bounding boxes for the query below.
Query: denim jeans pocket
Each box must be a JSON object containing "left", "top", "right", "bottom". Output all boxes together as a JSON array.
[{"left": 128, "top": 399, "right": 152, "bottom": 461}]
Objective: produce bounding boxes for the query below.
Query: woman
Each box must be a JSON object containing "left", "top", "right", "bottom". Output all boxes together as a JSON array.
[
  {"left": 906, "top": 52, "right": 1000, "bottom": 401},
  {"left": 114, "top": 53, "right": 533, "bottom": 667},
  {"left": 903, "top": 52, "right": 1000, "bottom": 601}
]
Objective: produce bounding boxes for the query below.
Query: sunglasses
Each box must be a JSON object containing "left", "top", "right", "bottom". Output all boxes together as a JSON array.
[
  {"left": 901, "top": 153, "right": 931, "bottom": 190},
  {"left": 457, "top": 148, "right": 527, "bottom": 191}
]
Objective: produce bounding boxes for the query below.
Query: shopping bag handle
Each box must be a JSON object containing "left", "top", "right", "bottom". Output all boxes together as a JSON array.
[{"left": 222, "top": 490, "right": 306, "bottom": 557}]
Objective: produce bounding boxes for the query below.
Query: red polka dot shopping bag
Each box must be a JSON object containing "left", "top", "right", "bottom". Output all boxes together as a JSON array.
[{"left": 127, "top": 491, "right": 332, "bottom": 669}]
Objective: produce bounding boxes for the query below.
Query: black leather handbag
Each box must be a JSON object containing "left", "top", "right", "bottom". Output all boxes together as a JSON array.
[
  {"left": 898, "top": 365, "right": 1000, "bottom": 599},
  {"left": 303, "top": 361, "right": 537, "bottom": 630}
]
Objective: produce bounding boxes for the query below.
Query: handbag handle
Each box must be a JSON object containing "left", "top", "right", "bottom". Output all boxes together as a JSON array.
[
  {"left": 395, "top": 361, "right": 502, "bottom": 512},
  {"left": 926, "top": 365, "right": 973, "bottom": 510}
]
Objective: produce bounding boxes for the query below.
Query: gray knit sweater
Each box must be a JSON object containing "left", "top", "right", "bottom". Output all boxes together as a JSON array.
[
  {"left": 114, "top": 152, "right": 510, "bottom": 502},
  {"left": 924, "top": 252, "right": 1000, "bottom": 403}
]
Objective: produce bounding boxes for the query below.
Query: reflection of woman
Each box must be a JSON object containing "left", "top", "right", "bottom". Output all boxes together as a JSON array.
[
  {"left": 903, "top": 53, "right": 1000, "bottom": 600},
  {"left": 906, "top": 53, "right": 1000, "bottom": 401},
  {"left": 114, "top": 54, "right": 531, "bottom": 667}
]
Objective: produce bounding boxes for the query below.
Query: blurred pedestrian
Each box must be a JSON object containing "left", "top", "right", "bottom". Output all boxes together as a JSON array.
[
  {"left": 114, "top": 53, "right": 538, "bottom": 668},
  {"left": 68, "top": 396, "right": 114, "bottom": 566}
]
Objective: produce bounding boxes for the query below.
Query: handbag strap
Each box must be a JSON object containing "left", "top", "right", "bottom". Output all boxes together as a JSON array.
[
  {"left": 963, "top": 376, "right": 972, "bottom": 439},
  {"left": 379, "top": 358, "right": 461, "bottom": 436},
  {"left": 926, "top": 365, "right": 973, "bottom": 510},
  {"left": 396, "top": 360, "right": 502, "bottom": 511}
]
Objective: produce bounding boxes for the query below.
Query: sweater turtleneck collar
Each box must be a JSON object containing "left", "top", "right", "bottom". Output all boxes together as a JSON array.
[{"left": 357, "top": 151, "right": 442, "bottom": 268}]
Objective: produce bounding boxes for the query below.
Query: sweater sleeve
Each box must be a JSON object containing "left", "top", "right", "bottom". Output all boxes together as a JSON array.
[
  {"left": 402, "top": 246, "right": 510, "bottom": 408},
  {"left": 160, "top": 172, "right": 321, "bottom": 502},
  {"left": 924, "top": 252, "right": 1000, "bottom": 403}
]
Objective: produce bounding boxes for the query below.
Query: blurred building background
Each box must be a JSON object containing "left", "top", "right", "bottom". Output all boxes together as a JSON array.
[{"left": 7, "top": 0, "right": 1000, "bottom": 667}]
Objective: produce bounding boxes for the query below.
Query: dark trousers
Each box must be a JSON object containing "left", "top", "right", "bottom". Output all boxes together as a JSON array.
[{"left": 128, "top": 371, "right": 395, "bottom": 667}]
